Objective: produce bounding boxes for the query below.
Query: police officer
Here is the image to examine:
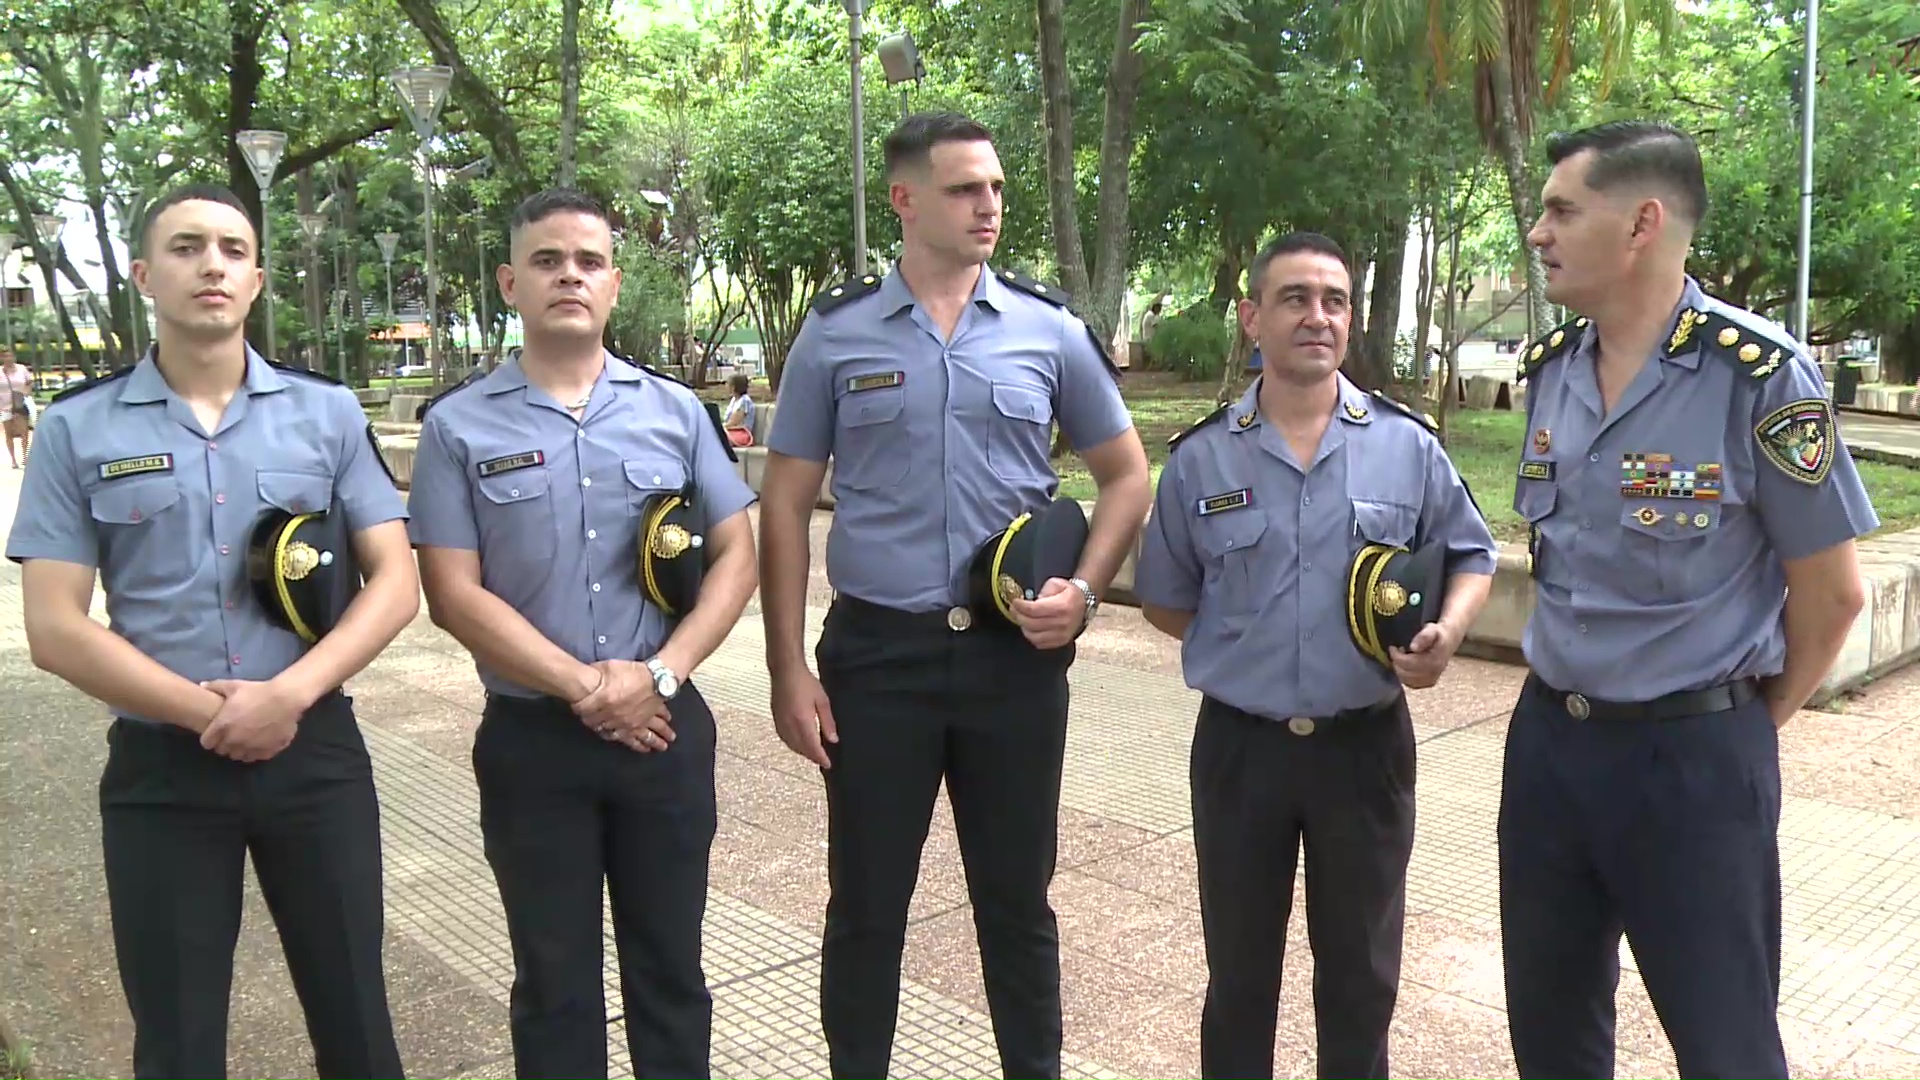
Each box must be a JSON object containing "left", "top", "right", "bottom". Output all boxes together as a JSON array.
[
  {"left": 1135, "top": 231, "right": 1498, "bottom": 1079},
  {"left": 407, "top": 188, "right": 758, "bottom": 1080},
  {"left": 1505, "top": 120, "right": 1877, "bottom": 1078},
  {"left": 758, "top": 111, "right": 1152, "bottom": 1079},
  {"left": 6, "top": 183, "right": 418, "bottom": 1078}
]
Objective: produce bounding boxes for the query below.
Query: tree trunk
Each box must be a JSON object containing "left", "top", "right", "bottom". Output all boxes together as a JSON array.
[
  {"left": 340, "top": 159, "right": 367, "bottom": 383},
  {"left": 1414, "top": 207, "right": 1436, "bottom": 407},
  {"left": 1883, "top": 311, "right": 1919, "bottom": 386},
  {"left": 1488, "top": 55, "right": 1552, "bottom": 341},
  {"left": 392, "top": 0, "right": 535, "bottom": 188},
  {"left": 557, "top": 0, "right": 581, "bottom": 187},
  {"left": 1034, "top": 0, "right": 1089, "bottom": 304},
  {"left": 298, "top": 170, "right": 323, "bottom": 372},
  {"left": 1365, "top": 214, "right": 1408, "bottom": 385}
]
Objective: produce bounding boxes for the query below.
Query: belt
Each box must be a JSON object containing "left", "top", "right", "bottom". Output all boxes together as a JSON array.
[
  {"left": 831, "top": 592, "right": 988, "bottom": 634},
  {"left": 1525, "top": 672, "right": 1761, "bottom": 722},
  {"left": 1201, "top": 693, "right": 1401, "bottom": 736}
]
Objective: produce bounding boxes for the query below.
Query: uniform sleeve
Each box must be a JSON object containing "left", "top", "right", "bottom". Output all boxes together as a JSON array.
[
  {"left": 1134, "top": 456, "right": 1203, "bottom": 611},
  {"left": 1055, "top": 310, "right": 1133, "bottom": 452},
  {"left": 688, "top": 394, "right": 757, "bottom": 524},
  {"left": 331, "top": 387, "right": 408, "bottom": 534},
  {"left": 405, "top": 412, "right": 481, "bottom": 551},
  {"left": 1749, "top": 354, "right": 1878, "bottom": 561},
  {"left": 4, "top": 410, "right": 96, "bottom": 567},
  {"left": 1421, "top": 432, "right": 1499, "bottom": 575},
  {"left": 765, "top": 316, "right": 834, "bottom": 462}
]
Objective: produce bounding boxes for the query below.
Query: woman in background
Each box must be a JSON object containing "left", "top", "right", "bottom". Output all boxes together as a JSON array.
[{"left": 723, "top": 373, "right": 755, "bottom": 448}]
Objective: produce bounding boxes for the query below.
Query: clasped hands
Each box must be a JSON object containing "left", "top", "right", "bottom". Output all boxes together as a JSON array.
[{"left": 571, "top": 659, "right": 675, "bottom": 753}]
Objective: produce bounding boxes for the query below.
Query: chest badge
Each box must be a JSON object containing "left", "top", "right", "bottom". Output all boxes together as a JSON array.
[
  {"left": 846, "top": 371, "right": 905, "bottom": 393},
  {"left": 98, "top": 454, "right": 174, "bottom": 481},
  {"left": 1620, "top": 454, "right": 1722, "bottom": 500},
  {"left": 477, "top": 450, "right": 546, "bottom": 478},
  {"left": 1532, "top": 428, "right": 1551, "bottom": 454},
  {"left": 1634, "top": 507, "right": 1664, "bottom": 526},
  {"left": 1235, "top": 412, "right": 1255, "bottom": 430},
  {"left": 1196, "top": 488, "right": 1252, "bottom": 516},
  {"left": 1343, "top": 401, "right": 1368, "bottom": 421}
]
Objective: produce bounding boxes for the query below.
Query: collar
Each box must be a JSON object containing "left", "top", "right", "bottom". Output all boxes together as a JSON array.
[
  {"left": 1653, "top": 276, "right": 1712, "bottom": 372},
  {"left": 875, "top": 263, "right": 1009, "bottom": 317},
  {"left": 1226, "top": 372, "right": 1373, "bottom": 432},
  {"left": 1227, "top": 376, "right": 1263, "bottom": 434},
  {"left": 119, "top": 344, "right": 285, "bottom": 404},
  {"left": 483, "top": 349, "right": 639, "bottom": 395}
]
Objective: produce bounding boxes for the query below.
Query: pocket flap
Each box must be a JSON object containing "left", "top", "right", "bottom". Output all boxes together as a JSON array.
[
  {"left": 1516, "top": 481, "right": 1558, "bottom": 523},
  {"left": 478, "top": 468, "right": 552, "bottom": 505},
  {"left": 255, "top": 469, "right": 332, "bottom": 515},
  {"left": 991, "top": 382, "right": 1054, "bottom": 425},
  {"left": 88, "top": 478, "right": 181, "bottom": 524},
  {"left": 1196, "top": 508, "right": 1268, "bottom": 558},
  {"left": 840, "top": 385, "right": 904, "bottom": 428},
  {"left": 1352, "top": 498, "right": 1417, "bottom": 547},
  {"left": 624, "top": 458, "right": 688, "bottom": 493},
  {"left": 1621, "top": 500, "right": 1719, "bottom": 540}
]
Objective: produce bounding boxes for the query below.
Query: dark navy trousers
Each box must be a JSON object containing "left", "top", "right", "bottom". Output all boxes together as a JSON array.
[{"left": 1497, "top": 674, "right": 1789, "bottom": 1079}]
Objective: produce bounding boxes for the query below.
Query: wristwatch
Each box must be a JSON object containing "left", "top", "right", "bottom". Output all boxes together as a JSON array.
[
  {"left": 645, "top": 656, "right": 680, "bottom": 700},
  {"left": 1069, "top": 577, "right": 1099, "bottom": 631}
]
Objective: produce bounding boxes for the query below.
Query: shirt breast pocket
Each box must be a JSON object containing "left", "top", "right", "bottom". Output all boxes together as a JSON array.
[
  {"left": 1351, "top": 498, "right": 1419, "bottom": 550},
  {"left": 1194, "top": 508, "right": 1269, "bottom": 624},
  {"left": 624, "top": 458, "right": 688, "bottom": 513},
  {"left": 1619, "top": 500, "right": 1721, "bottom": 602},
  {"left": 475, "top": 467, "right": 557, "bottom": 566},
  {"left": 89, "top": 477, "right": 193, "bottom": 585},
  {"left": 987, "top": 381, "right": 1055, "bottom": 482},
  {"left": 256, "top": 469, "right": 333, "bottom": 517},
  {"left": 833, "top": 385, "right": 911, "bottom": 491}
]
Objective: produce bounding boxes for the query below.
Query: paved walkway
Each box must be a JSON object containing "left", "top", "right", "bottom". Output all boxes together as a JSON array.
[
  {"left": 1840, "top": 411, "right": 1920, "bottom": 461},
  {"left": 2, "top": 465, "right": 1920, "bottom": 1078}
]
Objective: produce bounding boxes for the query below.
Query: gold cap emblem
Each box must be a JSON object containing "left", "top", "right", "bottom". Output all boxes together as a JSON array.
[
  {"left": 651, "top": 523, "right": 694, "bottom": 559},
  {"left": 997, "top": 573, "right": 1024, "bottom": 605},
  {"left": 1372, "top": 580, "right": 1407, "bottom": 617},
  {"left": 280, "top": 540, "right": 320, "bottom": 582}
]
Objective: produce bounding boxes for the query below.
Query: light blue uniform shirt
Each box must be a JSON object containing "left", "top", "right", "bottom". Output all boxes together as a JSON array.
[
  {"left": 766, "top": 266, "right": 1133, "bottom": 612},
  {"left": 1515, "top": 278, "right": 1879, "bottom": 699},
  {"left": 1136, "top": 374, "right": 1499, "bottom": 719},
  {"left": 5, "top": 348, "right": 408, "bottom": 724},
  {"left": 406, "top": 352, "right": 758, "bottom": 698}
]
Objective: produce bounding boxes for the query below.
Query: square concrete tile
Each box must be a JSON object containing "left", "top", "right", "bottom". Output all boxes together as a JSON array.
[{"left": 1074, "top": 829, "right": 1201, "bottom": 910}]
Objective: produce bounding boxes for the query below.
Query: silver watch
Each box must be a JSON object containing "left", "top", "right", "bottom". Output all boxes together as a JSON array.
[
  {"left": 1069, "top": 577, "right": 1099, "bottom": 624},
  {"left": 645, "top": 657, "right": 680, "bottom": 699}
]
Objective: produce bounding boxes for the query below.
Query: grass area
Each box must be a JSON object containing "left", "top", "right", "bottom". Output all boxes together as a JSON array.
[{"left": 1057, "top": 380, "right": 1920, "bottom": 543}]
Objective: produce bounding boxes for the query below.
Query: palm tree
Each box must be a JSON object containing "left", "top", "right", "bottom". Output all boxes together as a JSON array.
[{"left": 1347, "top": 0, "right": 1680, "bottom": 340}]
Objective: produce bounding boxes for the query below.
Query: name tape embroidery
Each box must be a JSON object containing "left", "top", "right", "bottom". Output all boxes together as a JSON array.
[
  {"left": 1619, "top": 453, "right": 1723, "bottom": 500},
  {"left": 1196, "top": 488, "right": 1252, "bottom": 516},
  {"left": 477, "top": 450, "right": 546, "bottom": 478},
  {"left": 1518, "top": 460, "right": 1556, "bottom": 482},
  {"left": 846, "top": 371, "right": 905, "bottom": 394},
  {"left": 98, "top": 454, "right": 174, "bottom": 481}
]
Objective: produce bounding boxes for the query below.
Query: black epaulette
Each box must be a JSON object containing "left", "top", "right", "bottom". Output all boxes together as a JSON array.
[
  {"left": 416, "top": 367, "right": 487, "bottom": 421},
  {"left": 811, "top": 273, "right": 884, "bottom": 315},
  {"left": 641, "top": 363, "right": 692, "bottom": 390},
  {"left": 990, "top": 267, "right": 1124, "bottom": 382},
  {"left": 1166, "top": 403, "right": 1230, "bottom": 455},
  {"left": 637, "top": 363, "right": 739, "bottom": 463},
  {"left": 1368, "top": 389, "right": 1439, "bottom": 434},
  {"left": 50, "top": 366, "right": 134, "bottom": 405},
  {"left": 1666, "top": 305, "right": 1797, "bottom": 382},
  {"left": 1515, "top": 316, "right": 1590, "bottom": 382},
  {"left": 269, "top": 360, "right": 343, "bottom": 386}
]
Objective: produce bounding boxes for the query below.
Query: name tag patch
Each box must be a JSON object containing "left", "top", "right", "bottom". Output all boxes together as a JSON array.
[
  {"left": 1518, "top": 460, "right": 1556, "bottom": 482},
  {"left": 477, "top": 450, "right": 546, "bottom": 478},
  {"left": 98, "top": 454, "right": 173, "bottom": 481},
  {"left": 1619, "top": 454, "right": 1722, "bottom": 500},
  {"left": 1196, "top": 489, "right": 1252, "bottom": 516},
  {"left": 846, "top": 371, "right": 905, "bottom": 393}
]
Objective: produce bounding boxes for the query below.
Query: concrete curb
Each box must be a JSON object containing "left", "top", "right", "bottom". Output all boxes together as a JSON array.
[{"left": 377, "top": 437, "right": 1920, "bottom": 707}]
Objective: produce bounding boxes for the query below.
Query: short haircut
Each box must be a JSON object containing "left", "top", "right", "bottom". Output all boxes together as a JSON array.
[
  {"left": 1545, "top": 120, "right": 1708, "bottom": 227},
  {"left": 141, "top": 184, "right": 254, "bottom": 254},
  {"left": 1247, "top": 231, "right": 1350, "bottom": 299},
  {"left": 509, "top": 187, "right": 611, "bottom": 241},
  {"left": 883, "top": 112, "right": 994, "bottom": 178}
]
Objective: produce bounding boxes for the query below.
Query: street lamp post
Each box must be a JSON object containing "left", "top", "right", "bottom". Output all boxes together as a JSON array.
[
  {"left": 0, "top": 232, "right": 14, "bottom": 356},
  {"left": 842, "top": 0, "right": 868, "bottom": 276},
  {"left": 389, "top": 65, "right": 455, "bottom": 385},
  {"left": 235, "top": 130, "right": 289, "bottom": 361},
  {"left": 375, "top": 231, "right": 401, "bottom": 391}
]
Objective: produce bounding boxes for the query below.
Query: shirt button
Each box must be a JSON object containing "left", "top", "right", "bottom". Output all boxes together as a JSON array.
[
  {"left": 582, "top": 477, "right": 592, "bottom": 487},
  {"left": 1589, "top": 452, "right": 1600, "bottom": 463},
  {"left": 652, "top": 474, "right": 662, "bottom": 484},
  {"left": 1302, "top": 496, "right": 1311, "bottom": 505},
  {"left": 129, "top": 510, "right": 141, "bottom": 522},
  {"left": 214, "top": 493, "right": 226, "bottom": 505},
  {"left": 1582, "top": 519, "right": 1592, "bottom": 530},
  {"left": 577, "top": 430, "right": 585, "bottom": 439},
  {"left": 1579, "top": 624, "right": 1589, "bottom": 634},
  {"left": 1303, "top": 629, "right": 1314, "bottom": 640},
  {"left": 591, "top": 582, "right": 601, "bottom": 593},
  {"left": 1302, "top": 561, "right": 1312, "bottom": 572},
  {"left": 225, "top": 600, "right": 235, "bottom": 610},
  {"left": 597, "top": 635, "right": 607, "bottom": 645},
  {"left": 208, "top": 441, "right": 218, "bottom": 451},
  {"left": 1225, "top": 539, "right": 1236, "bottom": 549},
  {"left": 219, "top": 544, "right": 230, "bottom": 555},
  {"left": 510, "top": 488, "right": 520, "bottom": 498},
  {"left": 230, "top": 655, "right": 241, "bottom": 665},
  {"left": 587, "top": 529, "right": 598, "bottom": 540}
]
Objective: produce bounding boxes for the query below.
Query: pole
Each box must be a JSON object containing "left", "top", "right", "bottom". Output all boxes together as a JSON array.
[
  {"left": 476, "top": 225, "right": 491, "bottom": 369},
  {"left": 385, "top": 261, "right": 399, "bottom": 394},
  {"left": 1793, "top": 0, "right": 1817, "bottom": 342},
  {"left": 424, "top": 149, "right": 441, "bottom": 384},
  {"left": 847, "top": 0, "right": 867, "bottom": 275}
]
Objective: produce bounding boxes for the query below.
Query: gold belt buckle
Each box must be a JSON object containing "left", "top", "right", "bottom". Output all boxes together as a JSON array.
[{"left": 1286, "top": 717, "right": 1316, "bottom": 736}]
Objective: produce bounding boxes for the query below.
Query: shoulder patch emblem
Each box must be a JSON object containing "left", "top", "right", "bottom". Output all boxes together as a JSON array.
[
  {"left": 1516, "top": 317, "right": 1589, "bottom": 382},
  {"left": 1755, "top": 398, "right": 1835, "bottom": 484},
  {"left": 1167, "top": 402, "right": 1230, "bottom": 454},
  {"left": 811, "top": 274, "right": 883, "bottom": 315}
]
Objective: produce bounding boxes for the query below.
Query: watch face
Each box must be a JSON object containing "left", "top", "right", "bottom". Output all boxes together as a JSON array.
[{"left": 657, "top": 672, "right": 679, "bottom": 697}]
